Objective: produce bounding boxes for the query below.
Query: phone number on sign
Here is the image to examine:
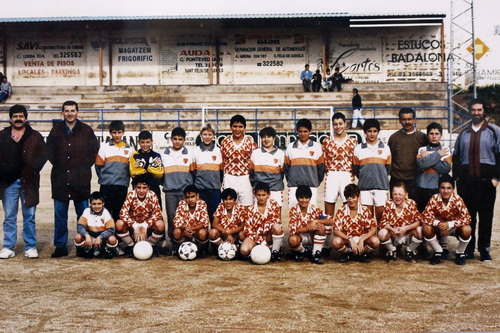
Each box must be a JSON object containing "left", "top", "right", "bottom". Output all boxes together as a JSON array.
[
  {"left": 261, "top": 61, "right": 284, "bottom": 66},
  {"left": 55, "top": 52, "right": 83, "bottom": 58}
]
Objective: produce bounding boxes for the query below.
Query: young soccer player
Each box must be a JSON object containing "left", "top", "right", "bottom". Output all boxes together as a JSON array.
[
  {"left": 288, "top": 185, "right": 333, "bottom": 264},
  {"left": 161, "top": 127, "right": 195, "bottom": 247},
  {"left": 285, "top": 118, "right": 325, "bottom": 208},
  {"left": 416, "top": 122, "right": 452, "bottom": 213},
  {"left": 352, "top": 119, "right": 391, "bottom": 222},
  {"left": 74, "top": 191, "right": 118, "bottom": 259},
  {"left": 332, "top": 184, "right": 380, "bottom": 263},
  {"left": 209, "top": 188, "right": 246, "bottom": 246},
  {"left": 220, "top": 115, "right": 258, "bottom": 206},
  {"left": 250, "top": 126, "right": 285, "bottom": 207},
  {"left": 115, "top": 174, "right": 165, "bottom": 257},
  {"left": 378, "top": 183, "right": 423, "bottom": 262},
  {"left": 193, "top": 124, "right": 223, "bottom": 221},
  {"left": 129, "top": 130, "right": 164, "bottom": 207},
  {"left": 422, "top": 175, "right": 472, "bottom": 265},
  {"left": 239, "top": 182, "right": 283, "bottom": 261},
  {"left": 172, "top": 185, "right": 210, "bottom": 257},
  {"left": 95, "top": 120, "right": 133, "bottom": 221}
]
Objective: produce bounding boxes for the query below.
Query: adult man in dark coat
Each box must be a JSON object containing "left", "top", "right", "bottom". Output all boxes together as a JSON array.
[
  {"left": 47, "top": 100, "right": 99, "bottom": 258},
  {"left": 0, "top": 105, "right": 47, "bottom": 259}
]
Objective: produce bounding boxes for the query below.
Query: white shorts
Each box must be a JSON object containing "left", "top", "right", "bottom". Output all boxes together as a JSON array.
[
  {"left": 288, "top": 187, "right": 318, "bottom": 208},
  {"left": 324, "top": 171, "right": 352, "bottom": 203},
  {"left": 270, "top": 191, "right": 283, "bottom": 207},
  {"left": 360, "top": 190, "right": 388, "bottom": 207},
  {"left": 393, "top": 234, "right": 409, "bottom": 247},
  {"left": 299, "top": 233, "right": 313, "bottom": 247},
  {"left": 223, "top": 174, "right": 254, "bottom": 206}
]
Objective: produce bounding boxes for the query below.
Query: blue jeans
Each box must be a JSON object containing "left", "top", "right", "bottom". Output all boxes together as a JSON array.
[
  {"left": 54, "top": 199, "right": 88, "bottom": 249},
  {"left": 2, "top": 179, "right": 37, "bottom": 251}
]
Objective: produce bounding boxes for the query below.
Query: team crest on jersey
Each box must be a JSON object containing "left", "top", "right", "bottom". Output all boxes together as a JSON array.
[
  {"left": 274, "top": 158, "right": 278, "bottom": 164},
  {"left": 124, "top": 150, "right": 129, "bottom": 155},
  {"left": 212, "top": 155, "right": 217, "bottom": 161},
  {"left": 101, "top": 218, "right": 105, "bottom": 224},
  {"left": 183, "top": 158, "right": 188, "bottom": 164},
  {"left": 309, "top": 151, "right": 314, "bottom": 157},
  {"left": 378, "top": 149, "right": 383, "bottom": 155}
]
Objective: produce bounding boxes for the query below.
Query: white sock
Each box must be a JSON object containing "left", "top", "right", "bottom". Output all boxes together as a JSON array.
[
  {"left": 210, "top": 237, "right": 222, "bottom": 245},
  {"left": 148, "top": 232, "right": 163, "bottom": 246},
  {"left": 381, "top": 239, "right": 397, "bottom": 252},
  {"left": 117, "top": 232, "right": 134, "bottom": 246},
  {"left": 312, "top": 235, "right": 326, "bottom": 253},
  {"left": 272, "top": 233, "right": 284, "bottom": 252},
  {"left": 456, "top": 236, "right": 471, "bottom": 254},
  {"left": 408, "top": 236, "right": 422, "bottom": 253},
  {"left": 425, "top": 235, "right": 442, "bottom": 253}
]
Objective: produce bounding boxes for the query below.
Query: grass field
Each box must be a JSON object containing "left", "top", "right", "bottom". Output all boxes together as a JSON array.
[{"left": 1, "top": 164, "right": 499, "bottom": 332}]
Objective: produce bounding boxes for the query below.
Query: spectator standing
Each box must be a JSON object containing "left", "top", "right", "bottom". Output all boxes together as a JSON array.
[
  {"left": 300, "top": 64, "right": 313, "bottom": 92},
  {"left": 351, "top": 88, "right": 365, "bottom": 129},
  {"left": 47, "top": 100, "right": 99, "bottom": 258}
]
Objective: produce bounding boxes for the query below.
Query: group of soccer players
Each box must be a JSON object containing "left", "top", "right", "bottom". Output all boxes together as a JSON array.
[{"left": 76, "top": 109, "right": 476, "bottom": 266}]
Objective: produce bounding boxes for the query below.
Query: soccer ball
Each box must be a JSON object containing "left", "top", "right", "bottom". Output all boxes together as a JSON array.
[
  {"left": 250, "top": 244, "right": 271, "bottom": 265},
  {"left": 133, "top": 241, "right": 153, "bottom": 260},
  {"left": 218, "top": 242, "right": 238, "bottom": 261},
  {"left": 179, "top": 242, "right": 198, "bottom": 261}
]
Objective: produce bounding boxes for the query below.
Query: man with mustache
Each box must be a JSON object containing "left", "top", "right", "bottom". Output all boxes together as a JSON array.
[
  {"left": 453, "top": 98, "right": 500, "bottom": 261},
  {"left": 0, "top": 105, "right": 47, "bottom": 259}
]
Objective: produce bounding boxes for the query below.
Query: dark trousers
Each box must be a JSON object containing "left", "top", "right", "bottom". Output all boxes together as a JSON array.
[
  {"left": 390, "top": 178, "right": 418, "bottom": 202},
  {"left": 100, "top": 185, "right": 129, "bottom": 221},
  {"left": 165, "top": 191, "right": 184, "bottom": 241},
  {"left": 415, "top": 187, "right": 438, "bottom": 213},
  {"left": 199, "top": 189, "right": 221, "bottom": 223},
  {"left": 458, "top": 179, "right": 496, "bottom": 254}
]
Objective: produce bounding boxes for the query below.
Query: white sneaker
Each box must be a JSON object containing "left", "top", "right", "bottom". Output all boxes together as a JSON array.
[
  {"left": 25, "top": 248, "right": 39, "bottom": 259},
  {"left": 0, "top": 248, "right": 16, "bottom": 259}
]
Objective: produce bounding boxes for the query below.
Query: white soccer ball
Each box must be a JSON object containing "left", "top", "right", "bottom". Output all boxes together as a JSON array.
[
  {"left": 250, "top": 244, "right": 271, "bottom": 265},
  {"left": 179, "top": 241, "right": 198, "bottom": 261},
  {"left": 133, "top": 241, "right": 153, "bottom": 260},
  {"left": 218, "top": 242, "right": 238, "bottom": 261}
]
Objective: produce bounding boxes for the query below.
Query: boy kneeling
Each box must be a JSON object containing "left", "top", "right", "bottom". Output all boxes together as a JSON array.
[
  {"left": 422, "top": 175, "right": 472, "bottom": 265},
  {"left": 333, "top": 184, "right": 380, "bottom": 263},
  {"left": 116, "top": 174, "right": 165, "bottom": 257},
  {"left": 172, "top": 185, "right": 210, "bottom": 257},
  {"left": 288, "top": 185, "right": 333, "bottom": 264},
  {"left": 240, "top": 182, "right": 283, "bottom": 261},
  {"left": 74, "top": 191, "right": 118, "bottom": 259}
]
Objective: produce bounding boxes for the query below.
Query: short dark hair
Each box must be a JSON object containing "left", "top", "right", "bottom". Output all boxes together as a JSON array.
[
  {"left": 295, "top": 185, "right": 312, "bottom": 199},
  {"left": 132, "top": 174, "right": 151, "bottom": 188},
  {"left": 468, "top": 98, "right": 488, "bottom": 113},
  {"left": 391, "top": 182, "right": 408, "bottom": 193},
  {"left": 344, "top": 183, "right": 360, "bottom": 198},
  {"left": 183, "top": 184, "right": 199, "bottom": 195},
  {"left": 426, "top": 122, "right": 443, "bottom": 135},
  {"left": 259, "top": 126, "right": 276, "bottom": 138},
  {"left": 9, "top": 104, "right": 28, "bottom": 119},
  {"left": 254, "top": 182, "right": 270, "bottom": 194},
  {"left": 363, "top": 119, "right": 380, "bottom": 132},
  {"left": 221, "top": 188, "right": 238, "bottom": 200},
  {"left": 296, "top": 118, "right": 312, "bottom": 131},
  {"left": 305, "top": 64, "right": 309, "bottom": 67},
  {"left": 398, "top": 107, "right": 415, "bottom": 119},
  {"left": 171, "top": 127, "right": 186, "bottom": 139},
  {"left": 230, "top": 115, "right": 246, "bottom": 127},
  {"left": 89, "top": 191, "right": 105, "bottom": 202},
  {"left": 332, "top": 112, "right": 346, "bottom": 123},
  {"left": 138, "top": 130, "right": 153, "bottom": 141},
  {"left": 353, "top": 88, "right": 358, "bottom": 94},
  {"left": 109, "top": 120, "right": 125, "bottom": 132},
  {"left": 62, "top": 100, "right": 79, "bottom": 111},
  {"left": 439, "top": 174, "right": 455, "bottom": 189}
]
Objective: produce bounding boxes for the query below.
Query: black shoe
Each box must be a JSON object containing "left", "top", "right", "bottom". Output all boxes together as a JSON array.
[
  {"left": 51, "top": 247, "right": 68, "bottom": 258},
  {"left": 465, "top": 251, "right": 475, "bottom": 260},
  {"left": 198, "top": 250, "right": 207, "bottom": 258},
  {"left": 359, "top": 253, "right": 371, "bottom": 263},
  {"left": 405, "top": 250, "right": 417, "bottom": 263},
  {"left": 76, "top": 247, "right": 86, "bottom": 258},
  {"left": 124, "top": 246, "right": 134, "bottom": 258},
  {"left": 455, "top": 253, "right": 466, "bottom": 265},
  {"left": 430, "top": 252, "right": 442, "bottom": 265},
  {"left": 480, "top": 252, "right": 492, "bottom": 261},
  {"left": 385, "top": 251, "right": 397, "bottom": 262},
  {"left": 102, "top": 248, "right": 114, "bottom": 260},
  {"left": 442, "top": 249, "right": 451, "bottom": 260},
  {"left": 304, "top": 249, "right": 313, "bottom": 260},
  {"left": 271, "top": 250, "right": 282, "bottom": 262},
  {"left": 418, "top": 246, "right": 431, "bottom": 260},
  {"left": 311, "top": 250, "right": 324, "bottom": 264},
  {"left": 84, "top": 248, "right": 94, "bottom": 260},
  {"left": 151, "top": 246, "right": 160, "bottom": 258},
  {"left": 93, "top": 248, "right": 102, "bottom": 258},
  {"left": 293, "top": 251, "right": 304, "bottom": 262},
  {"left": 339, "top": 253, "right": 350, "bottom": 263},
  {"left": 321, "top": 247, "right": 331, "bottom": 258}
]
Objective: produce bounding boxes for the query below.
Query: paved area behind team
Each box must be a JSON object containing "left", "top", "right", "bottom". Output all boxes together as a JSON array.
[{"left": 0, "top": 164, "right": 499, "bottom": 332}]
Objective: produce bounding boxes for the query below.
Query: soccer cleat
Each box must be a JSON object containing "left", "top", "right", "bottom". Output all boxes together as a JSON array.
[
  {"left": 151, "top": 246, "right": 160, "bottom": 258},
  {"left": 311, "top": 250, "right": 324, "bottom": 264},
  {"left": 24, "top": 248, "right": 39, "bottom": 259},
  {"left": 385, "top": 251, "right": 397, "bottom": 262},
  {"left": 51, "top": 247, "right": 68, "bottom": 258},
  {"left": 84, "top": 249, "right": 94, "bottom": 260},
  {"left": 304, "top": 249, "right": 313, "bottom": 260},
  {"left": 442, "top": 249, "right": 451, "bottom": 260},
  {"left": 93, "top": 249, "right": 102, "bottom": 258},
  {"left": 405, "top": 250, "right": 417, "bottom": 263},
  {"left": 359, "top": 253, "right": 371, "bottom": 263},
  {"left": 293, "top": 251, "right": 304, "bottom": 262},
  {"left": 455, "top": 253, "right": 467, "bottom": 266},
  {"left": 271, "top": 250, "right": 282, "bottom": 262},
  {"left": 0, "top": 248, "right": 15, "bottom": 259},
  {"left": 430, "top": 252, "right": 442, "bottom": 265},
  {"left": 339, "top": 253, "right": 350, "bottom": 263},
  {"left": 465, "top": 251, "right": 475, "bottom": 260},
  {"left": 321, "top": 247, "right": 331, "bottom": 258},
  {"left": 76, "top": 247, "right": 86, "bottom": 258},
  {"left": 124, "top": 246, "right": 134, "bottom": 258},
  {"left": 102, "top": 248, "right": 114, "bottom": 260},
  {"left": 479, "top": 252, "right": 492, "bottom": 262}
]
